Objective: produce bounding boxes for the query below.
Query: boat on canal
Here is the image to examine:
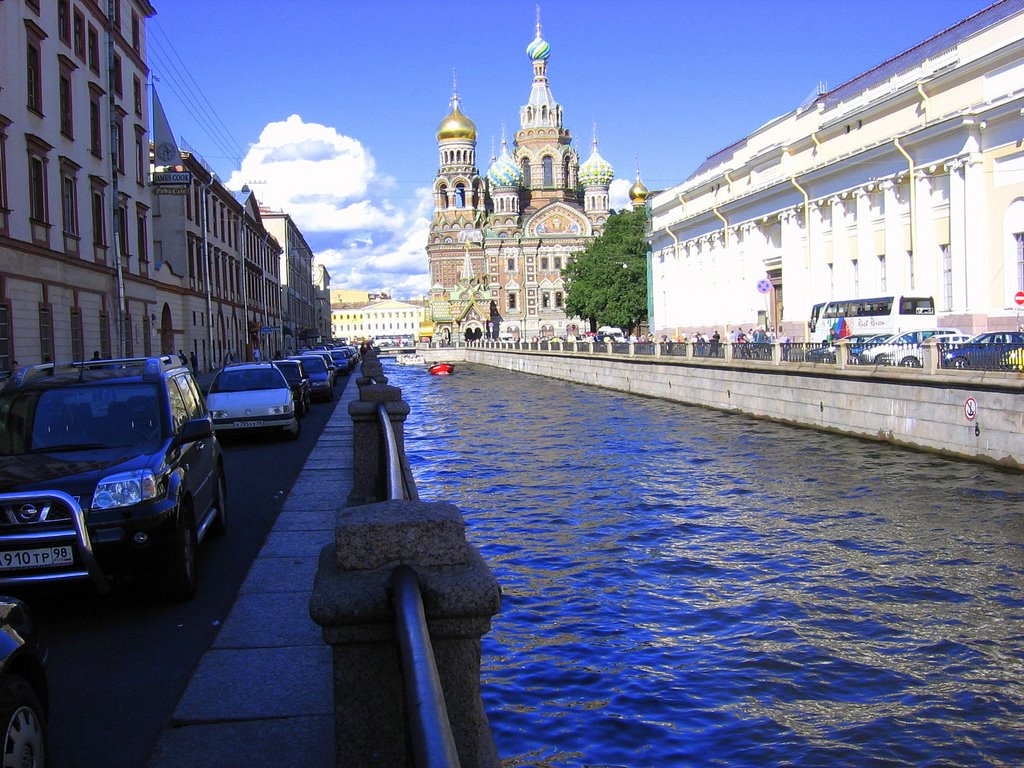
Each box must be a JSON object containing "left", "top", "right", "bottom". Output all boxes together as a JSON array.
[{"left": 428, "top": 362, "right": 454, "bottom": 375}]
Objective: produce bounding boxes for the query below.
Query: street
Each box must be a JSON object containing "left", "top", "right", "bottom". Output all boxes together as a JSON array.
[{"left": 11, "top": 378, "right": 345, "bottom": 768}]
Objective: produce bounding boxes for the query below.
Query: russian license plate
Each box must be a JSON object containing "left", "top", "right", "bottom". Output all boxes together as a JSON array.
[
  {"left": 0, "top": 546, "right": 74, "bottom": 570},
  {"left": 234, "top": 420, "right": 263, "bottom": 428}
]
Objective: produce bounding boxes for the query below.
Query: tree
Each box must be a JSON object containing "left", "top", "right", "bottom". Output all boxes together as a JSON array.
[{"left": 563, "top": 207, "right": 648, "bottom": 334}]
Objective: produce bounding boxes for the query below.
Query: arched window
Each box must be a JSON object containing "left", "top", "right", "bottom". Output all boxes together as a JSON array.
[
  {"left": 438, "top": 184, "right": 448, "bottom": 209},
  {"left": 521, "top": 159, "right": 531, "bottom": 187},
  {"left": 543, "top": 157, "right": 553, "bottom": 187},
  {"left": 455, "top": 184, "right": 466, "bottom": 208}
]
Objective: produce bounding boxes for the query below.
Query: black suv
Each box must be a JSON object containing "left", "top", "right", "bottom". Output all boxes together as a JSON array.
[{"left": 0, "top": 356, "right": 227, "bottom": 601}]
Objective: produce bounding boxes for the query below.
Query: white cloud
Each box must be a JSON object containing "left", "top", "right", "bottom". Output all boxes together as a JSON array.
[
  {"left": 228, "top": 115, "right": 431, "bottom": 298},
  {"left": 609, "top": 178, "right": 633, "bottom": 211}
]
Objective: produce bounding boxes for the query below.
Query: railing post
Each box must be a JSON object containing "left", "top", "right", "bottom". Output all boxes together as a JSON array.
[
  {"left": 310, "top": 500, "right": 502, "bottom": 768},
  {"left": 837, "top": 341, "right": 852, "bottom": 369},
  {"left": 348, "top": 383, "right": 409, "bottom": 506},
  {"left": 772, "top": 341, "right": 783, "bottom": 365}
]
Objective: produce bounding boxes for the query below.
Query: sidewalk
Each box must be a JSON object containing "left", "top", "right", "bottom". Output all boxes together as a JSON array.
[{"left": 146, "top": 374, "right": 358, "bottom": 767}]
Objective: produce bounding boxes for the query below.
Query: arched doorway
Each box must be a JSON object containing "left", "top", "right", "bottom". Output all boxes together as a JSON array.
[{"left": 160, "top": 304, "right": 174, "bottom": 355}]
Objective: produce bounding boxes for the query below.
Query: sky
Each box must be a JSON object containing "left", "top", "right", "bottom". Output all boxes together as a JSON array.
[{"left": 147, "top": 0, "right": 992, "bottom": 300}]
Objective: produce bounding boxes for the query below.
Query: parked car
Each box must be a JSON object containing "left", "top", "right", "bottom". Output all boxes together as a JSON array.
[
  {"left": 0, "top": 596, "right": 48, "bottom": 765},
  {"left": 328, "top": 348, "right": 355, "bottom": 374},
  {"left": 805, "top": 333, "right": 882, "bottom": 364},
  {"left": 941, "top": 331, "right": 1024, "bottom": 369},
  {"left": 290, "top": 355, "right": 334, "bottom": 402},
  {"left": 272, "top": 359, "right": 311, "bottom": 417},
  {"left": 207, "top": 363, "right": 300, "bottom": 440},
  {"left": 0, "top": 356, "right": 227, "bottom": 600},
  {"left": 308, "top": 350, "right": 338, "bottom": 386},
  {"left": 890, "top": 333, "right": 971, "bottom": 367},
  {"left": 857, "top": 329, "right": 964, "bottom": 365}
]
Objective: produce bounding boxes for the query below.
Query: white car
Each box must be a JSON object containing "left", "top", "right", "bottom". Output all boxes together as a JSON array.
[
  {"left": 858, "top": 329, "right": 965, "bottom": 366},
  {"left": 207, "top": 363, "right": 300, "bottom": 440}
]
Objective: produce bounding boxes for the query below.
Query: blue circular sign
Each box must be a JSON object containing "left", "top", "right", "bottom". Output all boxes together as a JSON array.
[{"left": 756, "top": 279, "right": 772, "bottom": 294}]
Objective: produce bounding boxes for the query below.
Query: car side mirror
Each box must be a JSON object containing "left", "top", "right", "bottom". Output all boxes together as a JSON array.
[{"left": 174, "top": 416, "right": 214, "bottom": 445}]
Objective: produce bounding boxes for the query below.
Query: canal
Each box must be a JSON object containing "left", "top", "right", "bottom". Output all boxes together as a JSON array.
[{"left": 388, "top": 361, "right": 1024, "bottom": 767}]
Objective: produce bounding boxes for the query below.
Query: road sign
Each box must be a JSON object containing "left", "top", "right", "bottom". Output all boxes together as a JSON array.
[
  {"left": 756, "top": 279, "right": 772, "bottom": 294},
  {"left": 964, "top": 397, "right": 978, "bottom": 421},
  {"left": 1014, "top": 290, "right": 1024, "bottom": 306}
]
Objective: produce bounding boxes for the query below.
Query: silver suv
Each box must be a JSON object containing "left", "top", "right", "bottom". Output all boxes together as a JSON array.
[{"left": 858, "top": 329, "right": 964, "bottom": 366}]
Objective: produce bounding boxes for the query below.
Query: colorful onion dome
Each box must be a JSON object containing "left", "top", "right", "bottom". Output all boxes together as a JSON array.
[
  {"left": 437, "top": 101, "right": 477, "bottom": 142},
  {"left": 526, "top": 33, "right": 551, "bottom": 61},
  {"left": 488, "top": 150, "right": 522, "bottom": 187},
  {"left": 579, "top": 141, "right": 615, "bottom": 187}
]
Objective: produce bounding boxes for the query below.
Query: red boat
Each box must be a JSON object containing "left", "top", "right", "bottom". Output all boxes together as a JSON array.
[{"left": 428, "top": 362, "right": 454, "bottom": 375}]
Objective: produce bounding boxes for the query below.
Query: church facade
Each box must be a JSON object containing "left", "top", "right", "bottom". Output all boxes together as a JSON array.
[{"left": 426, "top": 20, "right": 633, "bottom": 343}]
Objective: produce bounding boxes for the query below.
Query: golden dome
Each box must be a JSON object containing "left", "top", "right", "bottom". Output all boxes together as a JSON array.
[
  {"left": 629, "top": 176, "right": 649, "bottom": 203},
  {"left": 437, "top": 102, "right": 477, "bottom": 142}
]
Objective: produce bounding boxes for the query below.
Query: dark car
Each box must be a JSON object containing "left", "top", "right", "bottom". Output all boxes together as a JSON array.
[
  {"left": 941, "top": 331, "right": 1024, "bottom": 370},
  {"left": 0, "top": 356, "right": 227, "bottom": 601},
  {"left": 805, "top": 333, "right": 884, "bottom": 364},
  {"left": 290, "top": 355, "right": 333, "bottom": 402},
  {"left": 0, "top": 596, "right": 47, "bottom": 765},
  {"left": 328, "top": 348, "right": 355, "bottom": 374},
  {"left": 273, "top": 359, "right": 312, "bottom": 416}
]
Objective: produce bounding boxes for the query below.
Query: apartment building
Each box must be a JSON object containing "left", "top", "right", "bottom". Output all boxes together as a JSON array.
[
  {"left": 1, "top": 0, "right": 157, "bottom": 368},
  {"left": 261, "top": 208, "right": 316, "bottom": 350}
]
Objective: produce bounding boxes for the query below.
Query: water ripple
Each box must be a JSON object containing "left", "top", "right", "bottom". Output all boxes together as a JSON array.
[{"left": 390, "top": 362, "right": 1024, "bottom": 767}]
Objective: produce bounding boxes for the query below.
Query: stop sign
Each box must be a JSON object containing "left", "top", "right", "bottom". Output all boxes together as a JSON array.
[{"left": 1016, "top": 291, "right": 1024, "bottom": 306}]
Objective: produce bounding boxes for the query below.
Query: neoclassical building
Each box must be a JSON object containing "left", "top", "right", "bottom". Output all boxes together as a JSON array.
[
  {"left": 426, "top": 19, "right": 629, "bottom": 342},
  {"left": 647, "top": 0, "right": 1024, "bottom": 341}
]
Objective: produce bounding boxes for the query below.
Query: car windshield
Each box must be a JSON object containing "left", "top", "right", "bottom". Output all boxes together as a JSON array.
[
  {"left": 0, "top": 383, "right": 161, "bottom": 455},
  {"left": 274, "top": 364, "right": 302, "bottom": 383},
  {"left": 211, "top": 368, "right": 285, "bottom": 392},
  {"left": 297, "top": 357, "right": 326, "bottom": 373}
]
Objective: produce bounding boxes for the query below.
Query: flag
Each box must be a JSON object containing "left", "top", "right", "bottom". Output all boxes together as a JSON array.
[
  {"left": 832, "top": 317, "right": 852, "bottom": 339},
  {"left": 151, "top": 87, "right": 182, "bottom": 169}
]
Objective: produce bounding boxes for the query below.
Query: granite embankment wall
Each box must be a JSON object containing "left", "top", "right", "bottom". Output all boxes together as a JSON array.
[{"left": 419, "top": 347, "right": 1024, "bottom": 470}]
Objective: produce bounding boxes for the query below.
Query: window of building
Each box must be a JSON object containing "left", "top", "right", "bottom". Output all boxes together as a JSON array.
[
  {"left": 26, "top": 35, "right": 43, "bottom": 114},
  {"left": 133, "top": 77, "right": 142, "bottom": 117},
  {"left": 131, "top": 13, "right": 141, "bottom": 53},
  {"left": 98, "top": 311, "right": 111, "bottom": 358},
  {"left": 38, "top": 304, "right": 53, "bottom": 363},
  {"left": 124, "top": 311, "right": 133, "bottom": 357},
  {"left": 0, "top": 118, "right": 10, "bottom": 235},
  {"left": 70, "top": 306, "right": 83, "bottom": 362},
  {"left": 543, "top": 156, "right": 553, "bottom": 187},
  {"left": 540, "top": 257, "right": 549, "bottom": 270},
  {"left": 112, "top": 53, "right": 123, "bottom": 97},
  {"left": 58, "top": 0, "right": 70, "bottom": 44},
  {"left": 0, "top": 304, "right": 10, "bottom": 372},
  {"left": 115, "top": 113, "right": 125, "bottom": 174},
  {"left": 506, "top": 258, "right": 515, "bottom": 272},
  {"left": 878, "top": 254, "right": 886, "bottom": 292},
  {"left": 554, "top": 256, "right": 562, "bottom": 270},
  {"left": 941, "top": 244, "right": 953, "bottom": 311},
  {"left": 1015, "top": 234, "right": 1024, "bottom": 291},
  {"left": 508, "top": 293, "right": 517, "bottom": 310},
  {"left": 455, "top": 184, "right": 466, "bottom": 208},
  {"left": 87, "top": 25, "right": 99, "bottom": 73},
  {"left": 73, "top": 10, "right": 85, "bottom": 59},
  {"left": 89, "top": 86, "right": 103, "bottom": 157},
  {"left": 555, "top": 291, "right": 563, "bottom": 308},
  {"left": 27, "top": 147, "right": 49, "bottom": 224},
  {"left": 58, "top": 58, "right": 76, "bottom": 137},
  {"left": 90, "top": 178, "right": 106, "bottom": 246},
  {"left": 521, "top": 159, "right": 531, "bottom": 187},
  {"left": 851, "top": 258, "right": 859, "bottom": 295},
  {"left": 135, "top": 128, "right": 145, "bottom": 183},
  {"left": 542, "top": 292, "right": 550, "bottom": 308},
  {"left": 60, "top": 163, "right": 79, "bottom": 237}
]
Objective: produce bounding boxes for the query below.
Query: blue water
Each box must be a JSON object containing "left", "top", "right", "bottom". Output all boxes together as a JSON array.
[{"left": 389, "top": 361, "right": 1024, "bottom": 768}]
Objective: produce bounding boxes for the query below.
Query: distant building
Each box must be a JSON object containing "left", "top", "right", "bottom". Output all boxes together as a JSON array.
[
  {"left": 262, "top": 208, "right": 317, "bottom": 348},
  {"left": 312, "top": 263, "right": 331, "bottom": 343},
  {"left": 331, "top": 297, "right": 425, "bottom": 342},
  {"left": 647, "top": 1, "right": 1024, "bottom": 340},
  {"left": 426, "top": 17, "right": 642, "bottom": 343}
]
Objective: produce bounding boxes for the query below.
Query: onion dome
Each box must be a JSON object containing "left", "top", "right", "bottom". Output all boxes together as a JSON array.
[
  {"left": 487, "top": 138, "right": 522, "bottom": 187},
  {"left": 629, "top": 175, "right": 649, "bottom": 204},
  {"left": 527, "top": 33, "right": 551, "bottom": 61},
  {"left": 437, "top": 101, "right": 476, "bottom": 142},
  {"left": 579, "top": 141, "right": 615, "bottom": 187}
]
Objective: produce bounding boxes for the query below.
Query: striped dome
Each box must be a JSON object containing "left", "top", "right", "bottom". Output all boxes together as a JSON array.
[
  {"left": 488, "top": 151, "right": 522, "bottom": 187},
  {"left": 527, "top": 34, "right": 551, "bottom": 61}
]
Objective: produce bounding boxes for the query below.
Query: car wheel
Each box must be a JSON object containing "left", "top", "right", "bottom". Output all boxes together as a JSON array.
[
  {"left": 158, "top": 502, "right": 198, "bottom": 602},
  {"left": 899, "top": 356, "right": 921, "bottom": 368},
  {"left": 0, "top": 675, "right": 46, "bottom": 768},
  {"left": 209, "top": 470, "right": 227, "bottom": 537}
]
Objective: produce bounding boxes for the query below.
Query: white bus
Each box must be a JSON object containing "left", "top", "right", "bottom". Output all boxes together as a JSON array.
[{"left": 808, "top": 295, "right": 936, "bottom": 342}]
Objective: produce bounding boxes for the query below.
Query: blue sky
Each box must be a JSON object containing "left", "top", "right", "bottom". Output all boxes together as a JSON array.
[{"left": 148, "top": 0, "right": 988, "bottom": 299}]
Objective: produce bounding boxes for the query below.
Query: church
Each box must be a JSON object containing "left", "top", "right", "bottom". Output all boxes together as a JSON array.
[{"left": 425, "top": 18, "right": 647, "bottom": 343}]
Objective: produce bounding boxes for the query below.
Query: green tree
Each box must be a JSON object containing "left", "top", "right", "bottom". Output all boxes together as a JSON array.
[{"left": 563, "top": 207, "right": 648, "bottom": 334}]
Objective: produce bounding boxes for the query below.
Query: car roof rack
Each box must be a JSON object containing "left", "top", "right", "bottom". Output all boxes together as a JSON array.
[{"left": 2, "top": 355, "right": 185, "bottom": 390}]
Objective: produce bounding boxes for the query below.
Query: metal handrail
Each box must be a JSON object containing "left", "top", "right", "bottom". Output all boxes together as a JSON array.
[
  {"left": 378, "top": 402, "right": 407, "bottom": 501},
  {"left": 392, "top": 564, "right": 461, "bottom": 768}
]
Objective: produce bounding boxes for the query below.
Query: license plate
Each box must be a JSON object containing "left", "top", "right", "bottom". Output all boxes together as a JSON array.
[
  {"left": 0, "top": 546, "right": 74, "bottom": 570},
  {"left": 233, "top": 420, "right": 263, "bottom": 428}
]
